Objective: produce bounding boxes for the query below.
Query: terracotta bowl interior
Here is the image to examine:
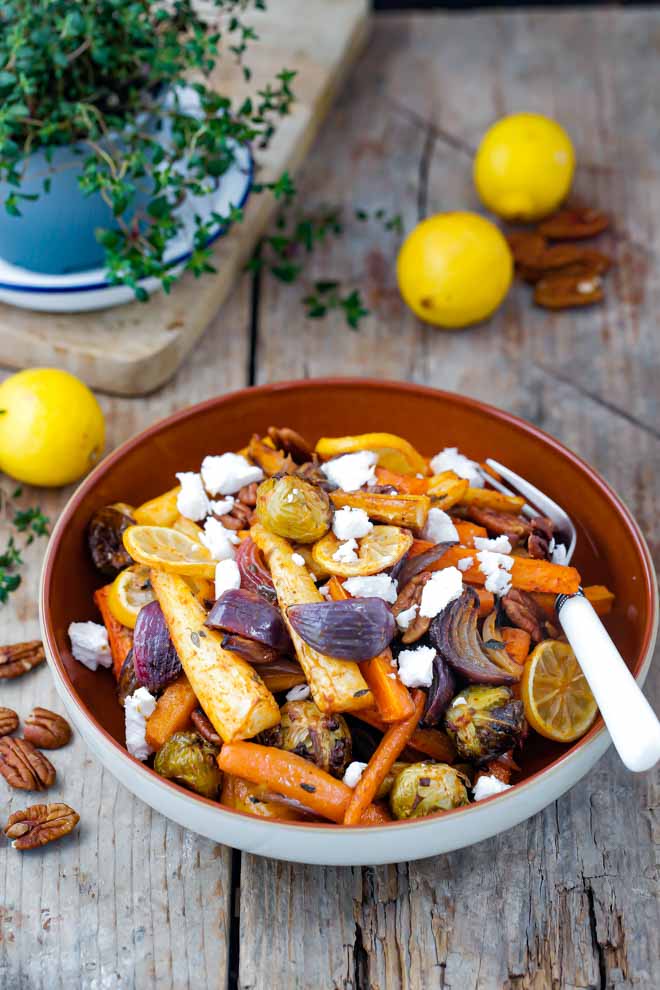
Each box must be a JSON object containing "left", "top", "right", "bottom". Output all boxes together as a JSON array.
[{"left": 43, "top": 380, "right": 656, "bottom": 793}]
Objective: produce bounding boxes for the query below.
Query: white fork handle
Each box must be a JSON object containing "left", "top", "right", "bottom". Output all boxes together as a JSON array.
[{"left": 558, "top": 595, "right": 660, "bottom": 772}]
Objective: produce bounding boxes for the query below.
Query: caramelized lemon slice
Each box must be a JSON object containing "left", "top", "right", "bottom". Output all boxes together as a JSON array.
[
  {"left": 312, "top": 525, "right": 412, "bottom": 577},
  {"left": 107, "top": 564, "right": 155, "bottom": 629},
  {"left": 315, "top": 432, "right": 428, "bottom": 476},
  {"left": 123, "top": 525, "right": 215, "bottom": 579},
  {"left": 521, "top": 640, "right": 598, "bottom": 743}
]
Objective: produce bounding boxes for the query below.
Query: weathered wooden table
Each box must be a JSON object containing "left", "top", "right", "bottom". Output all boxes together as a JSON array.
[{"left": 1, "top": 9, "right": 658, "bottom": 988}]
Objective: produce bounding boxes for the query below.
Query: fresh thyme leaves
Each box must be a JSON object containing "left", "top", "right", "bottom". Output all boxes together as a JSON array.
[
  {"left": 303, "top": 283, "right": 369, "bottom": 331},
  {"left": 0, "top": 538, "right": 23, "bottom": 604},
  {"left": 13, "top": 506, "right": 50, "bottom": 544},
  {"left": 354, "top": 208, "right": 404, "bottom": 234},
  {"left": 0, "top": 488, "right": 50, "bottom": 605}
]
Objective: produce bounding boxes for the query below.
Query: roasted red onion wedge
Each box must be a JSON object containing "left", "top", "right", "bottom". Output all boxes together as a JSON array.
[
  {"left": 235, "top": 538, "right": 277, "bottom": 604},
  {"left": 394, "top": 541, "right": 457, "bottom": 589},
  {"left": 207, "top": 588, "right": 292, "bottom": 653},
  {"left": 423, "top": 654, "right": 456, "bottom": 726},
  {"left": 287, "top": 598, "right": 395, "bottom": 661},
  {"left": 221, "top": 633, "right": 282, "bottom": 665},
  {"left": 429, "top": 587, "right": 516, "bottom": 685},
  {"left": 133, "top": 601, "right": 182, "bottom": 692}
]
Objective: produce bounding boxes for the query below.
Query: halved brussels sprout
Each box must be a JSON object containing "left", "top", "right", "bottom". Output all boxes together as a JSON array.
[
  {"left": 256, "top": 476, "right": 332, "bottom": 543},
  {"left": 154, "top": 730, "right": 222, "bottom": 799},
  {"left": 389, "top": 762, "right": 469, "bottom": 819},
  {"left": 444, "top": 685, "right": 526, "bottom": 763},
  {"left": 259, "top": 700, "right": 352, "bottom": 778}
]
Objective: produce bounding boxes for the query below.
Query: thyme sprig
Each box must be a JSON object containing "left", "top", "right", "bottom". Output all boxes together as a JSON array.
[{"left": 0, "top": 487, "right": 50, "bottom": 604}]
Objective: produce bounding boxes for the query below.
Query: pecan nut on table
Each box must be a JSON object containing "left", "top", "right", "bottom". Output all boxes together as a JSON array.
[{"left": 3, "top": 803, "right": 80, "bottom": 851}]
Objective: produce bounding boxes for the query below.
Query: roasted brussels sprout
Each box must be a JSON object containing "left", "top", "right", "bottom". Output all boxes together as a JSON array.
[
  {"left": 87, "top": 503, "right": 135, "bottom": 576},
  {"left": 154, "top": 731, "right": 222, "bottom": 799},
  {"left": 375, "top": 761, "right": 410, "bottom": 800},
  {"left": 256, "top": 476, "right": 331, "bottom": 543},
  {"left": 444, "top": 685, "right": 526, "bottom": 763},
  {"left": 260, "top": 700, "right": 351, "bottom": 778},
  {"left": 389, "top": 762, "right": 469, "bottom": 819}
]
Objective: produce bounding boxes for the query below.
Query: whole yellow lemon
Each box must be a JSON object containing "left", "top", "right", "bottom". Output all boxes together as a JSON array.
[
  {"left": 396, "top": 211, "right": 513, "bottom": 328},
  {"left": 0, "top": 368, "right": 105, "bottom": 487},
  {"left": 474, "top": 112, "right": 575, "bottom": 221}
]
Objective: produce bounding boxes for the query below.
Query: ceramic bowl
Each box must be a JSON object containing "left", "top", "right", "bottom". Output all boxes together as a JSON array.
[{"left": 40, "top": 379, "right": 658, "bottom": 865}]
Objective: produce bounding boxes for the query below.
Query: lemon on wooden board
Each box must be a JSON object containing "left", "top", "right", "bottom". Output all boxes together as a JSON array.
[
  {"left": 0, "top": 368, "right": 105, "bottom": 487},
  {"left": 474, "top": 113, "right": 575, "bottom": 221},
  {"left": 396, "top": 211, "right": 513, "bottom": 328}
]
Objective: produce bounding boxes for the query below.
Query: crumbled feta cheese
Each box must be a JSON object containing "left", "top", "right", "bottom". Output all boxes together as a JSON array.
[
  {"left": 332, "top": 506, "right": 373, "bottom": 541},
  {"left": 68, "top": 621, "right": 112, "bottom": 671},
  {"left": 343, "top": 574, "right": 398, "bottom": 604},
  {"left": 200, "top": 453, "right": 264, "bottom": 496},
  {"left": 214, "top": 558, "right": 241, "bottom": 600},
  {"left": 396, "top": 603, "right": 419, "bottom": 631},
  {"left": 176, "top": 471, "right": 210, "bottom": 521},
  {"left": 200, "top": 517, "right": 240, "bottom": 560},
  {"left": 419, "top": 566, "right": 464, "bottom": 618},
  {"left": 429, "top": 447, "right": 483, "bottom": 487},
  {"left": 124, "top": 687, "right": 157, "bottom": 761},
  {"left": 476, "top": 549, "right": 514, "bottom": 596},
  {"left": 422, "top": 507, "right": 459, "bottom": 544},
  {"left": 457, "top": 556, "right": 474, "bottom": 572},
  {"left": 452, "top": 695, "right": 468, "bottom": 707},
  {"left": 343, "top": 761, "right": 368, "bottom": 788},
  {"left": 397, "top": 645, "right": 436, "bottom": 688},
  {"left": 321, "top": 451, "right": 377, "bottom": 492},
  {"left": 291, "top": 552, "right": 306, "bottom": 567},
  {"left": 548, "top": 537, "right": 556, "bottom": 554},
  {"left": 551, "top": 542, "right": 568, "bottom": 565},
  {"left": 210, "top": 496, "right": 235, "bottom": 517},
  {"left": 318, "top": 582, "right": 332, "bottom": 600},
  {"left": 472, "top": 775, "right": 512, "bottom": 802},
  {"left": 286, "top": 683, "right": 311, "bottom": 702},
  {"left": 333, "top": 538, "right": 359, "bottom": 563},
  {"left": 473, "top": 534, "right": 512, "bottom": 554}
]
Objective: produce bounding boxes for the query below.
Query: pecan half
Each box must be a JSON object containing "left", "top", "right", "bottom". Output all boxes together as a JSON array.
[
  {"left": 23, "top": 708, "right": 71, "bottom": 750},
  {"left": 0, "top": 707, "right": 19, "bottom": 737},
  {"left": 467, "top": 507, "right": 531, "bottom": 544},
  {"left": 527, "top": 516, "right": 554, "bottom": 560},
  {"left": 506, "top": 230, "right": 547, "bottom": 267},
  {"left": 0, "top": 640, "right": 45, "bottom": 680},
  {"left": 218, "top": 483, "right": 258, "bottom": 532},
  {"left": 537, "top": 206, "right": 610, "bottom": 240},
  {"left": 520, "top": 245, "right": 612, "bottom": 283},
  {"left": 295, "top": 457, "right": 336, "bottom": 492},
  {"left": 501, "top": 589, "right": 549, "bottom": 644},
  {"left": 4, "top": 803, "right": 79, "bottom": 850},
  {"left": 190, "top": 708, "right": 222, "bottom": 746},
  {"left": 393, "top": 572, "right": 431, "bottom": 644},
  {"left": 267, "top": 426, "right": 313, "bottom": 465},
  {"left": 0, "top": 737, "right": 56, "bottom": 791},
  {"left": 534, "top": 272, "right": 604, "bottom": 310}
]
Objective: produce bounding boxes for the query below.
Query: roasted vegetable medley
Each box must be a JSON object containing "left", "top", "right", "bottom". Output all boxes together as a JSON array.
[{"left": 70, "top": 428, "right": 614, "bottom": 824}]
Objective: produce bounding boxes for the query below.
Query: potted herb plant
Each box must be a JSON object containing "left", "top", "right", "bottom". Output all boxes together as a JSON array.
[{"left": 0, "top": 0, "right": 294, "bottom": 296}]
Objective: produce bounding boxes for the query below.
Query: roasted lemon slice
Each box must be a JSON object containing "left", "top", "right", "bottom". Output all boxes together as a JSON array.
[
  {"left": 107, "top": 564, "right": 155, "bottom": 629},
  {"left": 521, "top": 640, "right": 598, "bottom": 743},
  {"left": 312, "top": 525, "right": 412, "bottom": 577},
  {"left": 123, "top": 525, "right": 216, "bottom": 579},
  {"left": 315, "top": 432, "right": 428, "bottom": 476},
  {"left": 173, "top": 515, "right": 205, "bottom": 543}
]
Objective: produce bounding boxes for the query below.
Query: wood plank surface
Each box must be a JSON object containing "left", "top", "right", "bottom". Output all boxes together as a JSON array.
[{"left": 1, "top": 9, "right": 659, "bottom": 990}]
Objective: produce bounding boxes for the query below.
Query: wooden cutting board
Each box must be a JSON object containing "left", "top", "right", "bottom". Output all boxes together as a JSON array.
[{"left": 0, "top": 0, "right": 369, "bottom": 396}]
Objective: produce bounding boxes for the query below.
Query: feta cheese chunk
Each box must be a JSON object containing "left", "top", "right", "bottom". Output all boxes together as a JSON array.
[
  {"left": 291, "top": 552, "right": 306, "bottom": 567},
  {"left": 332, "top": 506, "right": 373, "bottom": 541},
  {"left": 551, "top": 542, "right": 568, "bottom": 565},
  {"left": 473, "top": 534, "right": 512, "bottom": 554},
  {"left": 286, "top": 683, "right": 311, "bottom": 702},
  {"left": 430, "top": 447, "right": 483, "bottom": 487},
  {"left": 476, "top": 549, "right": 514, "bottom": 596},
  {"left": 318, "top": 582, "right": 332, "bottom": 601},
  {"left": 396, "top": 603, "right": 419, "bottom": 631},
  {"left": 214, "top": 558, "right": 241, "bottom": 600},
  {"left": 176, "top": 471, "right": 210, "bottom": 521},
  {"left": 343, "top": 574, "right": 398, "bottom": 604},
  {"left": 421, "top": 506, "right": 459, "bottom": 544},
  {"left": 343, "top": 761, "right": 368, "bottom": 788},
  {"left": 200, "top": 517, "right": 240, "bottom": 560},
  {"left": 397, "top": 645, "right": 436, "bottom": 688},
  {"left": 472, "top": 774, "right": 512, "bottom": 802},
  {"left": 457, "top": 556, "right": 474, "bottom": 572},
  {"left": 68, "top": 621, "right": 112, "bottom": 671},
  {"left": 201, "top": 453, "right": 264, "bottom": 496},
  {"left": 332, "top": 538, "right": 359, "bottom": 563},
  {"left": 321, "top": 451, "right": 377, "bottom": 492},
  {"left": 419, "top": 566, "right": 463, "bottom": 618},
  {"left": 124, "top": 687, "right": 157, "bottom": 761},
  {"left": 210, "top": 496, "right": 235, "bottom": 517}
]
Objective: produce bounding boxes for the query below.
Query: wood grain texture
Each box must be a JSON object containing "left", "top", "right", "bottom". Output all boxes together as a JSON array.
[{"left": 1, "top": 9, "right": 659, "bottom": 990}]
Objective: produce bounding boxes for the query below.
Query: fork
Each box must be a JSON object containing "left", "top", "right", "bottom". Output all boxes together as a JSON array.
[{"left": 485, "top": 457, "right": 660, "bottom": 773}]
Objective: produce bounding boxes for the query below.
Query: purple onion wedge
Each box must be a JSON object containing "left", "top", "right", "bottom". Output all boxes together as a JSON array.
[
  {"left": 235, "top": 538, "right": 277, "bottom": 604},
  {"left": 287, "top": 598, "right": 395, "bottom": 661},
  {"left": 133, "top": 600, "right": 182, "bottom": 692},
  {"left": 423, "top": 655, "right": 456, "bottom": 726},
  {"left": 394, "top": 541, "right": 457, "bottom": 589},
  {"left": 221, "top": 633, "right": 282, "bottom": 665},
  {"left": 206, "top": 588, "right": 291, "bottom": 653},
  {"left": 429, "top": 587, "right": 515, "bottom": 685}
]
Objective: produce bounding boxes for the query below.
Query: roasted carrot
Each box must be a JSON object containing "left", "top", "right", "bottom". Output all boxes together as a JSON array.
[
  {"left": 343, "top": 690, "right": 426, "bottom": 825},
  {"left": 453, "top": 521, "right": 488, "bottom": 546},
  {"left": 354, "top": 709, "right": 456, "bottom": 764},
  {"left": 374, "top": 466, "right": 429, "bottom": 494},
  {"left": 458, "top": 488, "right": 525, "bottom": 514},
  {"left": 328, "top": 577, "right": 415, "bottom": 723},
  {"left": 93, "top": 585, "right": 133, "bottom": 679},
  {"left": 476, "top": 589, "right": 496, "bottom": 618},
  {"left": 427, "top": 545, "right": 580, "bottom": 595},
  {"left": 217, "top": 742, "right": 382, "bottom": 824},
  {"left": 220, "top": 774, "right": 306, "bottom": 821},
  {"left": 144, "top": 675, "right": 198, "bottom": 750},
  {"left": 533, "top": 584, "right": 615, "bottom": 619},
  {"left": 501, "top": 628, "right": 531, "bottom": 667},
  {"left": 408, "top": 538, "right": 434, "bottom": 557}
]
